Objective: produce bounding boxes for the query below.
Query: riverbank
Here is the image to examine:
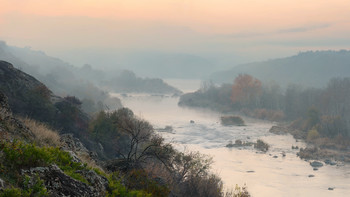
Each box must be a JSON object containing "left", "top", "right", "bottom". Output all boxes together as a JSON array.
[{"left": 269, "top": 125, "right": 350, "bottom": 165}]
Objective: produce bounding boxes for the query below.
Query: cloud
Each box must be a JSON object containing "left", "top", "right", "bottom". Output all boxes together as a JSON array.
[
  {"left": 278, "top": 23, "right": 332, "bottom": 33},
  {"left": 216, "top": 23, "right": 333, "bottom": 40},
  {"left": 218, "top": 32, "right": 267, "bottom": 38}
]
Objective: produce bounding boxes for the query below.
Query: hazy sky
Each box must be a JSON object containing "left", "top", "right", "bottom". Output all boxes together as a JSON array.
[{"left": 1, "top": 0, "right": 350, "bottom": 67}]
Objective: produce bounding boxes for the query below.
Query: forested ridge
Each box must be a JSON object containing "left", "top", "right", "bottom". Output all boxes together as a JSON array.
[
  {"left": 211, "top": 50, "right": 350, "bottom": 88},
  {"left": 180, "top": 74, "right": 350, "bottom": 152}
]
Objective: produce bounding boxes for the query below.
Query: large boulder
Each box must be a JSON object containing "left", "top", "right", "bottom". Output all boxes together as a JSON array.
[
  {"left": 310, "top": 161, "right": 324, "bottom": 168},
  {"left": 60, "top": 133, "right": 104, "bottom": 163},
  {"left": 76, "top": 169, "right": 109, "bottom": 196},
  {"left": 60, "top": 133, "right": 89, "bottom": 153},
  {"left": 22, "top": 164, "right": 107, "bottom": 197}
]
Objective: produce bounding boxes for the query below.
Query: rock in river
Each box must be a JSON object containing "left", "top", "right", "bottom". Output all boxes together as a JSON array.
[
  {"left": 324, "top": 159, "right": 337, "bottom": 166},
  {"left": 310, "top": 161, "right": 323, "bottom": 168}
]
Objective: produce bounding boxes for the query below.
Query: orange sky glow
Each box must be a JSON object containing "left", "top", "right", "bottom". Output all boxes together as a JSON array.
[
  {"left": 2, "top": 0, "right": 350, "bottom": 32},
  {"left": 0, "top": 0, "right": 350, "bottom": 65}
]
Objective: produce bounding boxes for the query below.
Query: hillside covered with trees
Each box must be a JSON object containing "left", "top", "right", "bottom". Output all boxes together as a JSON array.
[
  {"left": 179, "top": 74, "right": 350, "bottom": 161},
  {"left": 211, "top": 50, "right": 350, "bottom": 88}
]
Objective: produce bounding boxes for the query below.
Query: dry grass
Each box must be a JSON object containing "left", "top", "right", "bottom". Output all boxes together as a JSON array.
[
  {"left": 78, "top": 152, "right": 105, "bottom": 173},
  {"left": 224, "top": 184, "right": 250, "bottom": 197},
  {"left": 19, "top": 117, "right": 61, "bottom": 147},
  {"left": 18, "top": 117, "right": 107, "bottom": 174}
]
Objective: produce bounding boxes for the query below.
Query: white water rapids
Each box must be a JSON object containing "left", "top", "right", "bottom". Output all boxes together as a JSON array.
[{"left": 110, "top": 79, "right": 350, "bottom": 197}]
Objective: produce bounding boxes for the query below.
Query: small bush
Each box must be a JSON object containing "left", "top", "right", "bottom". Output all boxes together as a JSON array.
[
  {"left": 0, "top": 188, "right": 22, "bottom": 197},
  {"left": 22, "top": 175, "right": 48, "bottom": 196},
  {"left": 307, "top": 128, "right": 320, "bottom": 141},
  {"left": 226, "top": 140, "right": 254, "bottom": 148},
  {"left": 254, "top": 139, "right": 269, "bottom": 152},
  {"left": 221, "top": 116, "right": 245, "bottom": 126},
  {"left": 224, "top": 184, "right": 250, "bottom": 197},
  {"left": 180, "top": 173, "right": 224, "bottom": 197},
  {"left": 0, "top": 140, "right": 53, "bottom": 170}
]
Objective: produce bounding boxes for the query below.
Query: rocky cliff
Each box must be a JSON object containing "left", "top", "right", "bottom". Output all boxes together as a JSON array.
[
  {"left": 0, "top": 60, "right": 90, "bottom": 136},
  {"left": 0, "top": 84, "right": 109, "bottom": 196},
  {"left": 0, "top": 90, "right": 35, "bottom": 142},
  {"left": 0, "top": 60, "right": 57, "bottom": 123}
]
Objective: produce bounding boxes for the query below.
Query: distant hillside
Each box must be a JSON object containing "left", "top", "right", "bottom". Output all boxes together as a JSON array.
[
  {"left": 0, "top": 41, "right": 181, "bottom": 96},
  {"left": 211, "top": 50, "right": 350, "bottom": 88},
  {"left": 102, "top": 70, "right": 182, "bottom": 94}
]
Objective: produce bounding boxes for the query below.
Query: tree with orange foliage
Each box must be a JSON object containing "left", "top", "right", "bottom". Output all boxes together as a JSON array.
[{"left": 231, "top": 74, "right": 262, "bottom": 108}]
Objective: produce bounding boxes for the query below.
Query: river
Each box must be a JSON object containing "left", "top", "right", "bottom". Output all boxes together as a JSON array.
[{"left": 110, "top": 79, "right": 350, "bottom": 197}]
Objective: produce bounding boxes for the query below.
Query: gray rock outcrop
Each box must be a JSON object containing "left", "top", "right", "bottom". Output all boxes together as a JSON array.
[
  {"left": 22, "top": 164, "right": 107, "bottom": 197},
  {"left": 60, "top": 133, "right": 89, "bottom": 153}
]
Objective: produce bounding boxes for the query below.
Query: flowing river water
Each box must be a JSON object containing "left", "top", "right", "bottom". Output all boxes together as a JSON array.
[{"left": 110, "top": 79, "right": 350, "bottom": 197}]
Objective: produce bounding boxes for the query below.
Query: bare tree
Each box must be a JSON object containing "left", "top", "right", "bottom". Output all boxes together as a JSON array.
[{"left": 106, "top": 108, "right": 170, "bottom": 171}]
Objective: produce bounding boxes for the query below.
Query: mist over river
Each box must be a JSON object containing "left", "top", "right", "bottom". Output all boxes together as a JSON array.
[{"left": 110, "top": 79, "right": 350, "bottom": 197}]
